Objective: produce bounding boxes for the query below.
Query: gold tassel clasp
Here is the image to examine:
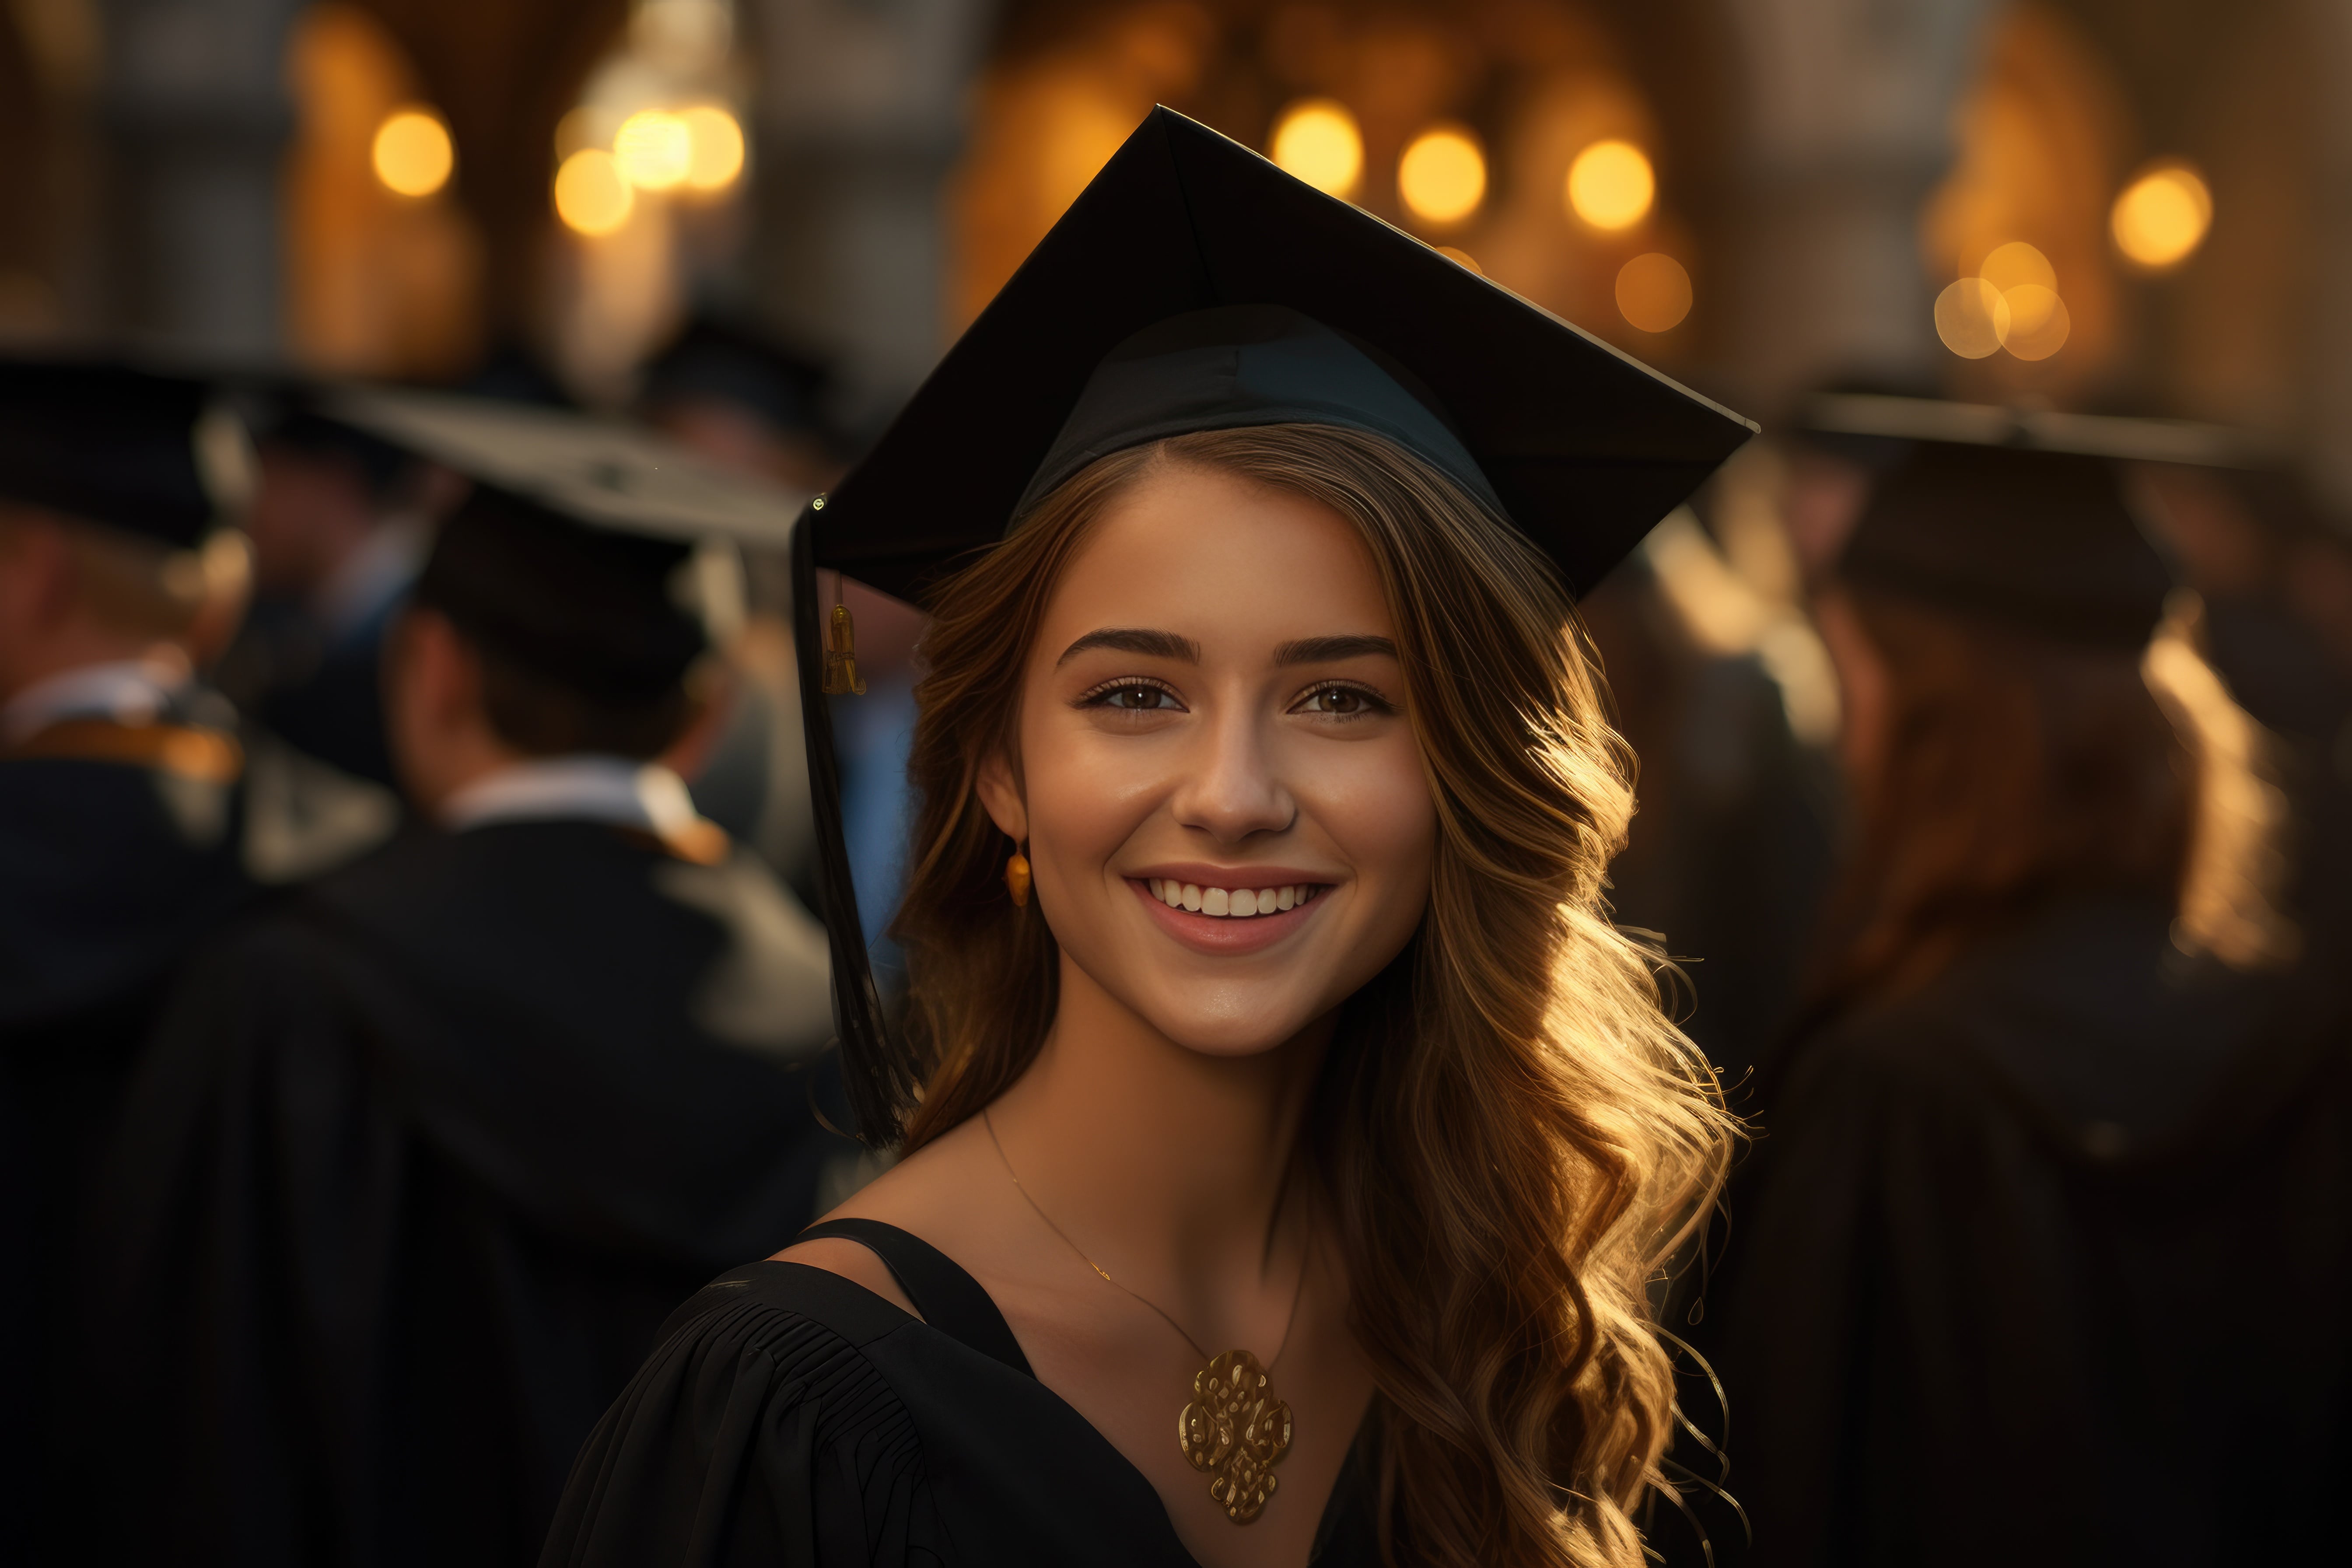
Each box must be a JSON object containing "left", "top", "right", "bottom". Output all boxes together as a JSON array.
[{"left": 821, "top": 602, "right": 866, "bottom": 696}]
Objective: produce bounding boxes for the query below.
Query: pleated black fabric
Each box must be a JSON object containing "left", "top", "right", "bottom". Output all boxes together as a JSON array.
[
  {"left": 1717, "top": 894, "right": 2352, "bottom": 1566},
  {"left": 83, "top": 821, "right": 854, "bottom": 1568},
  {"left": 0, "top": 733, "right": 252, "bottom": 1564},
  {"left": 546, "top": 1229, "right": 1380, "bottom": 1567}
]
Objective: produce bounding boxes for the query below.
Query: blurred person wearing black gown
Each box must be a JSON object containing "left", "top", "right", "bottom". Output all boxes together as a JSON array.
[
  {"left": 217, "top": 390, "right": 439, "bottom": 790},
  {"left": 639, "top": 315, "right": 929, "bottom": 965},
  {"left": 2132, "top": 462, "right": 2352, "bottom": 947},
  {"left": 87, "top": 396, "right": 855, "bottom": 1568},
  {"left": 1720, "top": 423, "right": 2346, "bottom": 1566},
  {"left": 0, "top": 363, "right": 265, "bottom": 1564},
  {"left": 639, "top": 315, "right": 843, "bottom": 496},
  {"left": 636, "top": 316, "right": 845, "bottom": 895},
  {"left": 1577, "top": 514, "right": 1839, "bottom": 1100}
]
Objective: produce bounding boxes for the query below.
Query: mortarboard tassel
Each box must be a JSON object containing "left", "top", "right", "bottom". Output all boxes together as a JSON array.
[{"left": 822, "top": 602, "right": 867, "bottom": 696}]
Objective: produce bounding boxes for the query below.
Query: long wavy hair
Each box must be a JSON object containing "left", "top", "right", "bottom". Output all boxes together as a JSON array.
[
  {"left": 1810, "top": 587, "right": 2296, "bottom": 1012},
  {"left": 881, "top": 424, "right": 1732, "bottom": 1568}
]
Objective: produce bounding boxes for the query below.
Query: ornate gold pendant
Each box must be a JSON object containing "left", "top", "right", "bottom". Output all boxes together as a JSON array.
[{"left": 1177, "top": 1349, "right": 1294, "bottom": 1524}]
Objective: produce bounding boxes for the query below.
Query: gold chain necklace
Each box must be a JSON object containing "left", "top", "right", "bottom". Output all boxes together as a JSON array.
[{"left": 983, "top": 1109, "right": 1305, "bottom": 1525}]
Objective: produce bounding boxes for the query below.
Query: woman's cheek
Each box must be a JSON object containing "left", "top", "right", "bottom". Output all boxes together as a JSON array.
[
  {"left": 1317, "top": 738, "right": 1439, "bottom": 904},
  {"left": 1025, "top": 721, "right": 1162, "bottom": 876}
]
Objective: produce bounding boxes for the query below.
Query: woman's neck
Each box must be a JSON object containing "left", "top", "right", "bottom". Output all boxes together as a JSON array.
[{"left": 987, "top": 953, "right": 1335, "bottom": 1300}]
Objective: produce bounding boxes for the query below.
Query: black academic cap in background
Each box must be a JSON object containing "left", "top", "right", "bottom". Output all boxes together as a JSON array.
[
  {"left": 327, "top": 387, "right": 807, "bottom": 697},
  {"left": 227, "top": 373, "right": 420, "bottom": 503},
  {"left": 1810, "top": 396, "right": 2228, "bottom": 648},
  {"left": 1803, "top": 392, "right": 2259, "bottom": 469},
  {"left": 796, "top": 106, "right": 1755, "bottom": 1143},
  {"left": 326, "top": 386, "right": 808, "bottom": 548},
  {"left": 0, "top": 357, "right": 252, "bottom": 549},
  {"left": 1786, "top": 374, "right": 1947, "bottom": 474},
  {"left": 807, "top": 105, "right": 1754, "bottom": 606},
  {"left": 640, "top": 316, "right": 833, "bottom": 440},
  {"left": 413, "top": 488, "right": 710, "bottom": 700}
]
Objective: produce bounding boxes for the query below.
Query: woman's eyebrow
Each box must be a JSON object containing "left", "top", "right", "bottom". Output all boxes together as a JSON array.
[
  {"left": 1273, "top": 634, "right": 1399, "bottom": 665},
  {"left": 1056, "top": 627, "right": 1203, "bottom": 666}
]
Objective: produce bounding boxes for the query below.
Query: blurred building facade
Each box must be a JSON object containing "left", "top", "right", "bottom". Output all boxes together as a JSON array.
[{"left": 0, "top": 0, "right": 2345, "bottom": 496}]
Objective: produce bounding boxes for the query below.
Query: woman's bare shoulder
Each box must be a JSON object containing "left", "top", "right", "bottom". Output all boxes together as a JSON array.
[{"left": 768, "top": 1118, "right": 1004, "bottom": 1318}]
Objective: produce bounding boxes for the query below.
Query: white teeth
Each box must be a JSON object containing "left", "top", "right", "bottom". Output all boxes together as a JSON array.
[{"left": 1147, "top": 881, "right": 1322, "bottom": 918}]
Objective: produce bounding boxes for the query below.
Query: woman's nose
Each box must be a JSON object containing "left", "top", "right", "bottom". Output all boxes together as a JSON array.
[{"left": 1166, "top": 707, "right": 1294, "bottom": 844}]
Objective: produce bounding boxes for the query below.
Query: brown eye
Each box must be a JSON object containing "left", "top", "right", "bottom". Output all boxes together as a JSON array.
[
  {"left": 1307, "top": 686, "right": 1366, "bottom": 715},
  {"left": 1103, "top": 684, "right": 1172, "bottom": 710}
]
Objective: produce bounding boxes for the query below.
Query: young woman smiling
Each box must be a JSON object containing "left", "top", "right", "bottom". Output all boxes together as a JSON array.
[{"left": 543, "top": 112, "right": 1752, "bottom": 1568}]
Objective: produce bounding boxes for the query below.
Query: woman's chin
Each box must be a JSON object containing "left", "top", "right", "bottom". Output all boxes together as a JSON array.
[{"left": 1129, "top": 991, "right": 1337, "bottom": 1060}]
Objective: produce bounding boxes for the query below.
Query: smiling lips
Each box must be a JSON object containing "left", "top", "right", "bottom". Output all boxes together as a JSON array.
[{"left": 1146, "top": 878, "right": 1323, "bottom": 918}]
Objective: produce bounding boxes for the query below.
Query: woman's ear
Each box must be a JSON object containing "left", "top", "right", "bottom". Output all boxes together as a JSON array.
[{"left": 974, "top": 749, "right": 1029, "bottom": 843}]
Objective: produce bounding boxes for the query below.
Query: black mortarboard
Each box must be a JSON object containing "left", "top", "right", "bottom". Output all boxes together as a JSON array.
[
  {"left": 326, "top": 387, "right": 806, "bottom": 696},
  {"left": 414, "top": 488, "right": 709, "bottom": 699},
  {"left": 804, "top": 107, "right": 1751, "bottom": 606},
  {"left": 0, "top": 358, "right": 252, "bottom": 548},
  {"left": 229, "top": 374, "right": 420, "bottom": 502},
  {"left": 640, "top": 316, "right": 833, "bottom": 440},
  {"left": 795, "top": 106, "right": 1754, "bottom": 1141},
  {"left": 1807, "top": 397, "right": 2230, "bottom": 648}
]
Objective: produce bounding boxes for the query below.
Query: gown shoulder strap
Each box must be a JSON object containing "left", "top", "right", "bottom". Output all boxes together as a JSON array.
[{"left": 797, "top": 1217, "right": 1036, "bottom": 1379}]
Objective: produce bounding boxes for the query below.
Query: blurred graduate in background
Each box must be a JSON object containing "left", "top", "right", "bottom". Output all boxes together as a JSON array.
[
  {"left": 84, "top": 394, "right": 858, "bottom": 1568},
  {"left": 2132, "top": 462, "right": 2352, "bottom": 947},
  {"left": 1577, "top": 499, "right": 1840, "bottom": 1098},
  {"left": 215, "top": 382, "right": 451, "bottom": 792},
  {"left": 640, "top": 313, "right": 926, "bottom": 985},
  {"left": 639, "top": 315, "right": 843, "bottom": 497},
  {"left": 0, "top": 358, "right": 401, "bottom": 1566},
  {"left": 1716, "top": 408, "right": 2348, "bottom": 1565},
  {"left": 0, "top": 364, "right": 262, "bottom": 1564},
  {"left": 631, "top": 315, "right": 840, "bottom": 898}
]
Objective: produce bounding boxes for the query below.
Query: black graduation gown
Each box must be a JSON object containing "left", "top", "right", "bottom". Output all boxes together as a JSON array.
[
  {"left": 0, "top": 711, "right": 256, "bottom": 1560},
  {"left": 1577, "top": 553, "right": 1841, "bottom": 1089},
  {"left": 86, "top": 818, "right": 858, "bottom": 1568},
  {"left": 224, "top": 593, "right": 404, "bottom": 791},
  {"left": 543, "top": 1219, "right": 1380, "bottom": 1568},
  {"left": 1718, "top": 894, "right": 2352, "bottom": 1566}
]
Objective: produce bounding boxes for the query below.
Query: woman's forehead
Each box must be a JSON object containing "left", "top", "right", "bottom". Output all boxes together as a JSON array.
[{"left": 1040, "top": 466, "right": 1393, "bottom": 649}]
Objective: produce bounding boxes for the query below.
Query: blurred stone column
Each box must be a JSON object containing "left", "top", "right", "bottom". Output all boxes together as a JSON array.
[
  {"left": 744, "top": 0, "right": 994, "bottom": 434},
  {"left": 1718, "top": 0, "right": 1990, "bottom": 409},
  {"left": 96, "top": 0, "right": 300, "bottom": 357},
  {"left": 2307, "top": 0, "right": 2352, "bottom": 508}
]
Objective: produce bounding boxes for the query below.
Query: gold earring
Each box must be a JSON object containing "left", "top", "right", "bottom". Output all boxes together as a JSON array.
[{"left": 1004, "top": 846, "right": 1032, "bottom": 908}]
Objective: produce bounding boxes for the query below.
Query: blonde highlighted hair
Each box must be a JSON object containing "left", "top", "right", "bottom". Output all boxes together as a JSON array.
[
  {"left": 2143, "top": 602, "right": 2299, "bottom": 968},
  {"left": 883, "top": 425, "right": 1731, "bottom": 1568}
]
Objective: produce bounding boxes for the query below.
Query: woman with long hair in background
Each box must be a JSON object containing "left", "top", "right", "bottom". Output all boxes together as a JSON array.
[
  {"left": 1721, "top": 429, "right": 2348, "bottom": 1567},
  {"left": 541, "top": 110, "right": 1750, "bottom": 1568}
]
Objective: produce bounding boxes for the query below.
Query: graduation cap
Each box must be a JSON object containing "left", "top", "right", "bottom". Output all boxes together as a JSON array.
[
  {"left": 327, "top": 386, "right": 806, "bottom": 548},
  {"left": 1805, "top": 395, "right": 2230, "bottom": 648},
  {"left": 808, "top": 108, "right": 1750, "bottom": 607},
  {"left": 325, "top": 387, "right": 806, "bottom": 697},
  {"left": 640, "top": 315, "right": 833, "bottom": 441},
  {"left": 226, "top": 372, "right": 422, "bottom": 504},
  {"left": 794, "top": 106, "right": 1754, "bottom": 1141},
  {"left": 1803, "top": 392, "right": 2262, "bottom": 469},
  {"left": 0, "top": 357, "right": 253, "bottom": 549}
]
